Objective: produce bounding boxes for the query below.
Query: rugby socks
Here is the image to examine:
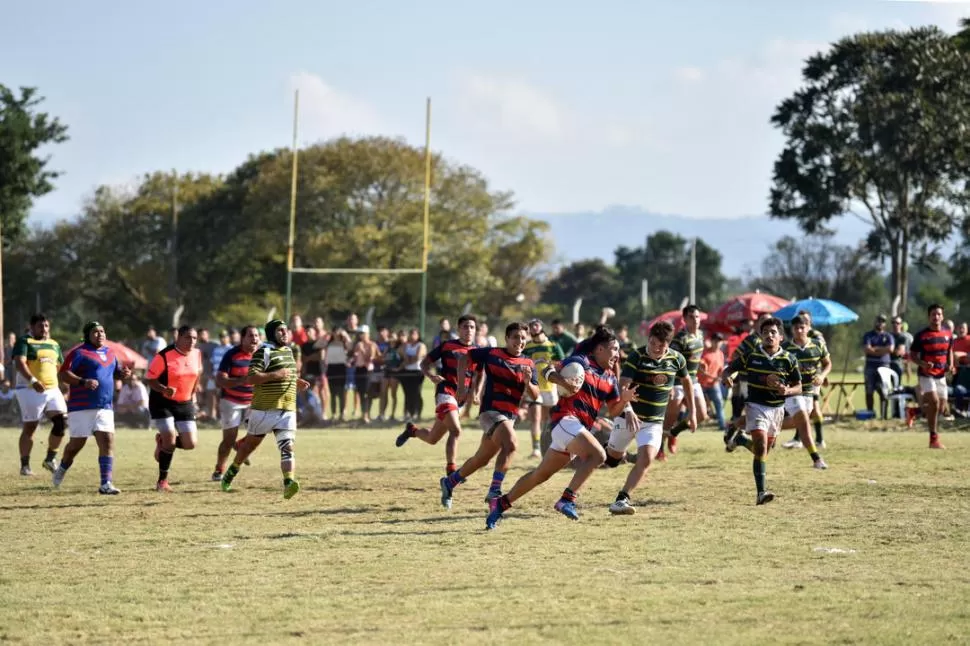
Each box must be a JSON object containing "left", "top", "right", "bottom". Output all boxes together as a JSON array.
[
  {"left": 814, "top": 419, "right": 824, "bottom": 444},
  {"left": 45, "top": 449, "right": 57, "bottom": 463},
  {"left": 60, "top": 457, "right": 74, "bottom": 471},
  {"left": 175, "top": 436, "right": 184, "bottom": 449},
  {"left": 560, "top": 487, "right": 577, "bottom": 503},
  {"left": 446, "top": 463, "right": 457, "bottom": 475},
  {"left": 753, "top": 457, "right": 767, "bottom": 493},
  {"left": 615, "top": 490, "right": 630, "bottom": 503},
  {"left": 158, "top": 450, "right": 174, "bottom": 482},
  {"left": 488, "top": 471, "right": 505, "bottom": 496},
  {"left": 446, "top": 470, "right": 465, "bottom": 488},
  {"left": 497, "top": 494, "right": 512, "bottom": 511},
  {"left": 283, "top": 471, "right": 296, "bottom": 485},
  {"left": 98, "top": 456, "right": 113, "bottom": 486},
  {"left": 669, "top": 419, "right": 690, "bottom": 437},
  {"left": 734, "top": 434, "right": 752, "bottom": 449},
  {"left": 531, "top": 431, "right": 541, "bottom": 452},
  {"left": 20, "top": 456, "right": 29, "bottom": 468}
]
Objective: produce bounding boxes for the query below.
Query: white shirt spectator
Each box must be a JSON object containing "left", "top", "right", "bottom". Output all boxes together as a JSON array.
[{"left": 117, "top": 380, "right": 149, "bottom": 409}]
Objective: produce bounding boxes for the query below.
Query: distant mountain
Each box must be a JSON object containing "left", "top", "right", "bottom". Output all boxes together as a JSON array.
[{"left": 529, "top": 206, "right": 875, "bottom": 278}]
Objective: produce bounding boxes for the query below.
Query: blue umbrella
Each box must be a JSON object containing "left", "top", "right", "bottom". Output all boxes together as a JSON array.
[{"left": 773, "top": 298, "right": 859, "bottom": 326}]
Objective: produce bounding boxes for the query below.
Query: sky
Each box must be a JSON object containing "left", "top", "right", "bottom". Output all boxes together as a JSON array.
[{"left": 3, "top": 0, "right": 969, "bottom": 228}]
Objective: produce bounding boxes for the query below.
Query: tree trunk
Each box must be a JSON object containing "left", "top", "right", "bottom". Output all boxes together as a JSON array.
[
  {"left": 889, "top": 236, "right": 901, "bottom": 315},
  {"left": 900, "top": 229, "right": 910, "bottom": 315}
]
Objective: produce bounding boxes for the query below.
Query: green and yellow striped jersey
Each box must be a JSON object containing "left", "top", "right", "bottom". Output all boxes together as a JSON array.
[
  {"left": 727, "top": 347, "right": 800, "bottom": 407},
  {"left": 670, "top": 329, "right": 704, "bottom": 379},
  {"left": 783, "top": 337, "right": 829, "bottom": 396},
  {"left": 621, "top": 347, "right": 687, "bottom": 423},
  {"left": 249, "top": 343, "right": 298, "bottom": 412},
  {"left": 12, "top": 335, "right": 63, "bottom": 389},
  {"left": 523, "top": 338, "right": 565, "bottom": 392}
]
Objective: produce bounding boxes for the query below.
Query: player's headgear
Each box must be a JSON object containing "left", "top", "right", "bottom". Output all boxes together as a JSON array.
[{"left": 265, "top": 319, "right": 285, "bottom": 345}]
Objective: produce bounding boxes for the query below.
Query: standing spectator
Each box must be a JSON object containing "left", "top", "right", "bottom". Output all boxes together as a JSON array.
[
  {"left": 432, "top": 318, "right": 455, "bottom": 350},
  {"left": 312, "top": 324, "right": 330, "bottom": 422},
  {"left": 373, "top": 326, "right": 391, "bottom": 422},
  {"left": 352, "top": 326, "right": 379, "bottom": 423},
  {"left": 324, "top": 329, "right": 350, "bottom": 423},
  {"left": 345, "top": 312, "right": 360, "bottom": 335},
  {"left": 197, "top": 328, "right": 217, "bottom": 421},
  {"left": 698, "top": 335, "right": 727, "bottom": 431},
  {"left": 116, "top": 374, "right": 150, "bottom": 428},
  {"left": 549, "top": 319, "right": 577, "bottom": 356},
  {"left": 141, "top": 326, "right": 166, "bottom": 360},
  {"left": 229, "top": 328, "right": 241, "bottom": 345},
  {"left": 862, "top": 314, "right": 895, "bottom": 418},
  {"left": 400, "top": 329, "right": 427, "bottom": 421},
  {"left": 298, "top": 327, "right": 323, "bottom": 423},
  {"left": 478, "top": 322, "right": 498, "bottom": 348},
  {"left": 890, "top": 317, "right": 911, "bottom": 382},
  {"left": 290, "top": 314, "right": 309, "bottom": 346},
  {"left": 574, "top": 322, "right": 588, "bottom": 340},
  {"left": 380, "top": 330, "right": 405, "bottom": 421}
]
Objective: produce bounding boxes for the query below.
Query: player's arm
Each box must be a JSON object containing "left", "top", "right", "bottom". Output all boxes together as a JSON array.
[
  {"left": 12, "top": 338, "right": 44, "bottom": 392},
  {"left": 949, "top": 337, "right": 956, "bottom": 375},
  {"left": 678, "top": 361, "right": 696, "bottom": 424},
  {"left": 782, "top": 362, "right": 802, "bottom": 396},
  {"left": 522, "top": 363, "right": 540, "bottom": 401},
  {"left": 215, "top": 351, "right": 245, "bottom": 388},
  {"left": 816, "top": 353, "right": 832, "bottom": 385},
  {"left": 145, "top": 354, "right": 176, "bottom": 398},
  {"left": 246, "top": 349, "right": 288, "bottom": 385},
  {"left": 421, "top": 347, "right": 443, "bottom": 384},
  {"left": 59, "top": 351, "right": 90, "bottom": 388},
  {"left": 722, "top": 355, "right": 744, "bottom": 386},
  {"left": 606, "top": 378, "right": 636, "bottom": 418},
  {"left": 542, "top": 360, "right": 583, "bottom": 397},
  {"left": 456, "top": 351, "right": 477, "bottom": 400}
]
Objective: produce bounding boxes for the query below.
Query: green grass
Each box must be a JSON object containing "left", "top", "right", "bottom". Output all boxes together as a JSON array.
[{"left": 2, "top": 421, "right": 970, "bottom": 645}]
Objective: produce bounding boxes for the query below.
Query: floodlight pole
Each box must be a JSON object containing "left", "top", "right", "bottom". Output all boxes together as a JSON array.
[
  {"left": 285, "top": 89, "right": 300, "bottom": 323},
  {"left": 419, "top": 97, "right": 431, "bottom": 339}
]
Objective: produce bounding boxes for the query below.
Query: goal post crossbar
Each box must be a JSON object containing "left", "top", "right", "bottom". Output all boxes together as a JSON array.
[{"left": 290, "top": 267, "right": 424, "bottom": 275}]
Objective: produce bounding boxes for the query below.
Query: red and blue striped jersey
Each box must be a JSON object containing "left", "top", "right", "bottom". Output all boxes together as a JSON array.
[
  {"left": 426, "top": 340, "right": 480, "bottom": 398},
  {"left": 60, "top": 343, "right": 119, "bottom": 411},
  {"left": 469, "top": 347, "right": 537, "bottom": 416},
  {"left": 218, "top": 345, "right": 254, "bottom": 405},
  {"left": 910, "top": 327, "right": 953, "bottom": 378},
  {"left": 551, "top": 354, "right": 621, "bottom": 430}
]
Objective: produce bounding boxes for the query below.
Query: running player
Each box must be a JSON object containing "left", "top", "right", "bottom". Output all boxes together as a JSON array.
[
  {"left": 722, "top": 317, "right": 801, "bottom": 505},
  {"left": 211, "top": 325, "right": 261, "bottom": 480},
  {"left": 438, "top": 322, "right": 538, "bottom": 509},
  {"left": 12, "top": 313, "right": 68, "bottom": 476},
  {"left": 724, "top": 312, "right": 771, "bottom": 446},
  {"left": 909, "top": 304, "right": 954, "bottom": 449},
  {"left": 53, "top": 322, "right": 130, "bottom": 494},
  {"left": 779, "top": 315, "right": 829, "bottom": 469},
  {"left": 604, "top": 320, "right": 694, "bottom": 515},
  {"left": 485, "top": 326, "right": 637, "bottom": 529},
  {"left": 661, "top": 304, "right": 707, "bottom": 459},
  {"left": 221, "top": 319, "right": 311, "bottom": 497},
  {"left": 146, "top": 325, "right": 203, "bottom": 492},
  {"left": 394, "top": 315, "right": 480, "bottom": 474},
  {"left": 522, "top": 318, "right": 565, "bottom": 458}
]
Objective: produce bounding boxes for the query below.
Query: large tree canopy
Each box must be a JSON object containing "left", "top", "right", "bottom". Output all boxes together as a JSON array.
[
  {"left": 0, "top": 85, "right": 68, "bottom": 244},
  {"left": 770, "top": 27, "right": 970, "bottom": 313}
]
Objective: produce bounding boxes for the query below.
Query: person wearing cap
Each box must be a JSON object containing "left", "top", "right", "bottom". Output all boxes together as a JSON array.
[
  {"left": 146, "top": 325, "right": 203, "bottom": 492},
  {"left": 220, "top": 319, "right": 310, "bottom": 499},
  {"left": 522, "top": 318, "right": 565, "bottom": 458},
  {"left": 862, "top": 315, "right": 895, "bottom": 418},
  {"left": 53, "top": 322, "right": 131, "bottom": 494},
  {"left": 12, "top": 313, "right": 68, "bottom": 476}
]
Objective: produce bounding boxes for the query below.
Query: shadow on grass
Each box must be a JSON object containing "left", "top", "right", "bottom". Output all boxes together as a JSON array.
[
  {"left": 0, "top": 500, "right": 163, "bottom": 510},
  {"left": 182, "top": 506, "right": 375, "bottom": 519}
]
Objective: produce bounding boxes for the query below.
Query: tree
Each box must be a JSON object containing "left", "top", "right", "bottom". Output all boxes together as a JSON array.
[
  {"left": 769, "top": 27, "right": 970, "bottom": 314},
  {"left": 541, "top": 259, "right": 621, "bottom": 319},
  {"left": 749, "top": 234, "right": 886, "bottom": 311},
  {"left": 613, "top": 232, "right": 726, "bottom": 313},
  {"left": 0, "top": 86, "right": 69, "bottom": 244}
]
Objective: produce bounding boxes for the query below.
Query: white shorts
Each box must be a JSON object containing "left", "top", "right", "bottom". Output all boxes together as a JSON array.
[
  {"left": 15, "top": 387, "right": 67, "bottom": 423},
  {"left": 784, "top": 395, "right": 813, "bottom": 417},
  {"left": 523, "top": 390, "right": 559, "bottom": 408},
  {"left": 918, "top": 376, "right": 949, "bottom": 401},
  {"left": 478, "top": 410, "right": 515, "bottom": 437},
  {"left": 745, "top": 403, "right": 785, "bottom": 437},
  {"left": 548, "top": 416, "right": 586, "bottom": 454},
  {"left": 220, "top": 400, "right": 250, "bottom": 430},
  {"left": 607, "top": 417, "right": 663, "bottom": 452},
  {"left": 67, "top": 409, "right": 114, "bottom": 438},
  {"left": 154, "top": 418, "right": 198, "bottom": 435},
  {"left": 247, "top": 409, "right": 296, "bottom": 441},
  {"left": 671, "top": 382, "right": 704, "bottom": 401}
]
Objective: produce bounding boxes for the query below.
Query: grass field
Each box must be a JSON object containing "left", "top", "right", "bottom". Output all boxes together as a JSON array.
[{"left": 2, "top": 419, "right": 970, "bottom": 645}]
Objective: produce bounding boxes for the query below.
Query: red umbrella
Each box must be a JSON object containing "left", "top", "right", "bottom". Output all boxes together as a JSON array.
[
  {"left": 707, "top": 292, "right": 791, "bottom": 329},
  {"left": 67, "top": 340, "right": 148, "bottom": 371},
  {"left": 640, "top": 309, "right": 708, "bottom": 335}
]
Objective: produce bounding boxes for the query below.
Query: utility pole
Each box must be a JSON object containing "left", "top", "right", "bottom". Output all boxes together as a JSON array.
[{"left": 689, "top": 237, "right": 697, "bottom": 305}]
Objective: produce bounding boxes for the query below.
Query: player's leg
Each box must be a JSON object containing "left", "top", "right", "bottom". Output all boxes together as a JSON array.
[
  {"left": 924, "top": 378, "right": 944, "bottom": 448},
  {"left": 221, "top": 410, "right": 270, "bottom": 491},
  {"left": 273, "top": 416, "right": 299, "bottom": 499},
  {"left": 92, "top": 409, "right": 119, "bottom": 493},
  {"left": 154, "top": 415, "right": 178, "bottom": 491},
  {"left": 53, "top": 409, "right": 91, "bottom": 488},
  {"left": 693, "top": 383, "right": 709, "bottom": 424},
  {"left": 810, "top": 396, "right": 825, "bottom": 448},
  {"left": 214, "top": 400, "right": 244, "bottom": 478},
  {"left": 441, "top": 432, "right": 501, "bottom": 505},
  {"left": 487, "top": 418, "right": 519, "bottom": 499},
  {"left": 610, "top": 423, "right": 661, "bottom": 515},
  {"left": 18, "top": 420, "right": 39, "bottom": 475},
  {"left": 790, "top": 399, "right": 825, "bottom": 468},
  {"left": 527, "top": 401, "right": 542, "bottom": 458},
  {"left": 661, "top": 388, "right": 685, "bottom": 456},
  {"left": 42, "top": 394, "right": 68, "bottom": 472},
  {"left": 485, "top": 419, "right": 575, "bottom": 529},
  {"left": 750, "top": 427, "right": 772, "bottom": 505},
  {"left": 554, "top": 429, "right": 607, "bottom": 519}
]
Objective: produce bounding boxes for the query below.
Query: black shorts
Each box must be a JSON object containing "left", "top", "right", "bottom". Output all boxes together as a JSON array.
[{"left": 149, "top": 395, "right": 196, "bottom": 422}]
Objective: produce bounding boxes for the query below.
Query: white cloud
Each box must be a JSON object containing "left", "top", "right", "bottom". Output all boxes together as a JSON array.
[
  {"left": 457, "top": 75, "right": 568, "bottom": 140},
  {"left": 673, "top": 66, "right": 705, "bottom": 84},
  {"left": 289, "top": 72, "right": 384, "bottom": 142}
]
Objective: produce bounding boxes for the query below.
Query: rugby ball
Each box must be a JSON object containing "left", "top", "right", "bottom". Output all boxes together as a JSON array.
[{"left": 557, "top": 361, "right": 586, "bottom": 398}]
